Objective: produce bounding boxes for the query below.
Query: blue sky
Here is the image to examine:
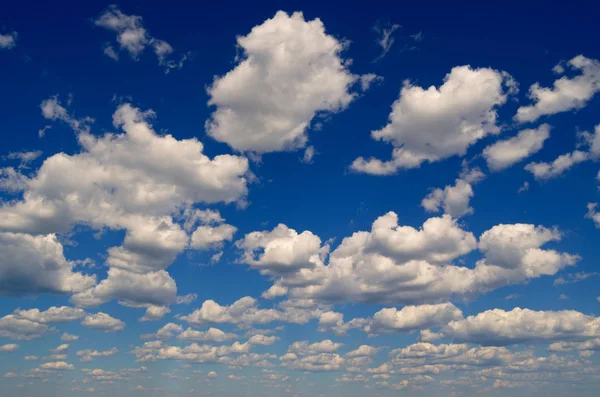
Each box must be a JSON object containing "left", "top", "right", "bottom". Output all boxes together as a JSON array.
[{"left": 1, "top": 1, "right": 600, "bottom": 396}]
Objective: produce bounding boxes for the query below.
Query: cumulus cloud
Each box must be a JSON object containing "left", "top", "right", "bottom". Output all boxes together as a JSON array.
[
  {"left": 317, "top": 311, "right": 368, "bottom": 335},
  {"left": 206, "top": 11, "right": 362, "bottom": 153},
  {"left": 585, "top": 203, "right": 600, "bottom": 228},
  {"left": 238, "top": 212, "right": 577, "bottom": 305},
  {"left": 131, "top": 340, "right": 251, "bottom": 364},
  {"left": 0, "top": 343, "right": 19, "bottom": 352},
  {"left": 61, "top": 333, "right": 79, "bottom": 341},
  {"left": 515, "top": 55, "right": 600, "bottom": 123},
  {"left": 0, "top": 31, "right": 17, "bottom": 50},
  {"left": 421, "top": 166, "right": 485, "bottom": 219},
  {"left": 38, "top": 361, "right": 75, "bottom": 370},
  {"left": 525, "top": 150, "right": 588, "bottom": 180},
  {"left": 178, "top": 327, "right": 238, "bottom": 343},
  {"left": 352, "top": 65, "right": 516, "bottom": 174},
  {"left": 367, "top": 303, "right": 463, "bottom": 335},
  {"left": 483, "top": 124, "right": 551, "bottom": 171},
  {"left": 0, "top": 233, "right": 96, "bottom": 296},
  {"left": 345, "top": 345, "right": 381, "bottom": 358},
  {"left": 76, "top": 347, "right": 119, "bottom": 362},
  {"left": 13, "top": 306, "right": 85, "bottom": 323},
  {"left": 139, "top": 305, "right": 171, "bottom": 322},
  {"left": 180, "top": 296, "right": 323, "bottom": 328},
  {"left": 0, "top": 99, "right": 249, "bottom": 306},
  {"left": 94, "top": 5, "right": 186, "bottom": 71},
  {"left": 81, "top": 312, "right": 125, "bottom": 332},
  {"left": 248, "top": 334, "right": 279, "bottom": 346},
  {"left": 436, "top": 307, "right": 600, "bottom": 346}
]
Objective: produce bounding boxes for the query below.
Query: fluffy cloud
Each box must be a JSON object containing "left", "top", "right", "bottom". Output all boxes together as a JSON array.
[
  {"left": 352, "top": 65, "right": 516, "bottom": 174},
  {"left": 437, "top": 308, "right": 600, "bottom": 345},
  {"left": 421, "top": 167, "right": 485, "bottom": 219},
  {"left": 81, "top": 312, "right": 125, "bottom": 332},
  {"left": 389, "top": 342, "right": 513, "bottom": 368},
  {"left": 525, "top": 150, "right": 588, "bottom": 180},
  {"left": 288, "top": 340, "right": 343, "bottom": 354},
  {"left": 61, "top": 333, "right": 79, "bottom": 342},
  {"left": 178, "top": 327, "right": 238, "bottom": 343},
  {"left": 585, "top": 203, "right": 600, "bottom": 227},
  {"left": 0, "top": 32, "right": 17, "bottom": 50},
  {"left": 94, "top": 5, "right": 185, "bottom": 71},
  {"left": 345, "top": 345, "right": 381, "bottom": 358},
  {"left": 248, "top": 334, "right": 279, "bottom": 346},
  {"left": 0, "top": 315, "right": 49, "bottom": 340},
  {"left": 189, "top": 224, "right": 237, "bottom": 250},
  {"left": 317, "top": 311, "right": 368, "bottom": 335},
  {"left": 180, "top": 296, "right": 323, "bottom": 327},
  {"left": 38, "top": 361, "right": 75, "bottom": 370},
  {"left": 51, "top": 344, "right": 69, "bottom": 353},
  {"left": 0, "top": 100, "right": 248, "bottom": 305},
  {"left": 515, "top": 55, "right": 600, "bottom": 123},
  {"left": 236, "top": 224, "right": 329, "bottom": 276},
  {"left": 76, "top": 348, "right": 119, "bottom": 362},
  {"left": 239, "top": 213, "right": 577, "bottom": 305},
  {"left": 13, "top": 306, "right": 85, "bottom": 323},
  {"left": 483, "top": 124, "right": 551, "bottom": 171},
  {"left": 206, "top": 11, "right": 360, "bottom": 153},
  {"left": 131, "top": 340, "right": 250, "bottom": 364},
  {"left": 0, "top": 232, "right": 96, "bottom": 296},
  {"left": 0, "top": 344, "right": 19, "bottom": 352},
  {"left": 367, "top": 303, "right": 463, "bottom": 334},
  {"left": 139, "top": 305, "right": 171, "bottom": 322}
]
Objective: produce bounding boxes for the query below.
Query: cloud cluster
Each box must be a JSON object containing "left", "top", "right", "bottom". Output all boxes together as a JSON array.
[
  {"left": 352, "top": 65, "right": 516, "bottom": 174},
  {"left": 238, "top": 213, "right": 576, "bottom": 305},
  {"left": 206, "top": 11, "right": 361, "bottom": 153}
]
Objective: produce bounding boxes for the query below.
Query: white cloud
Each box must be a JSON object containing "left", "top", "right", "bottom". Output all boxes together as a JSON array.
[
  {"left": 81, "top": 312, "right": 125, "bottom": 332},
  {"left": 288, "top": 340, "right": 343, "bottom": 354},
  {"left": 0, "top": 100, "right": 249, "bottom": 306},
  {"left": 515, "top": 55, "right": 600, "bottom": 123},
  {"left": 248, "top": 334, "right": 279, "bottom": 346},
  {"left": 352, "top": 65, "right": 516, "bottom": 174},
  {"left": 421, "top": 167, "right": 484, "bottom": 219},
  {"left": 139, "top": 305, "right": 171, "bottom": 322},
  {"left": 236, "top": 224, "right": 329, "bottom": 277},
  {"left": 13, "top": 306, "right": 85, "bottom": 323},
  {"left": 61, "top": 333, "right": 79, "bottom": 341},
  {"left": 94, "top": 5, "right": 183, "bottom": 71},
  {"left": 0, "top": 343, "right": 19, "bottom": 352},
  {"left": 389, "top": 342, "right": 513, "bottom": 367},
  {"left": 483, "top": 124, "right": 551, "bottom": 171},
  {"left": 0, "top": 232, "right": 96, "bottom": 296},
  {"left": 175, "top": 293, "right": 198, "bottom": 305},
  {"left": 345, "top": 345, "right": 381, "bottom": 358},
  {"left": 438, "top": 307, "right": 600, "bottom": 345},
  {"left": 585, "top": 203, "right": 600, "bottom": 227},
  {"left": 38, "top": 361, "right": 75, "bottom": 370},
  {"left": 240, "top": 213, "right": 577, "bottom": 305},
  {"left": 317, "top": 311, "right": 368, "bottom": 335},
  {"left": 367, "top": 303, "right": 463, "bottom": 334},
  {"left": 76, "top": 348, "right": 119, "bottom": 362},
  {"left": 180, "top": 296, "right": 323, "bottom": 327},
  {"left": 190, "top": 224, "right": 237, "bottom": 250},
  {"left": 525, "top": 150, "right": 588, "bottom": 180},
  {"left": 206, "top": 11, "right": 360, "bottom": 153},
  {"left": 155, "top": 323, "right": 183, "bottom": 339},
  {"left": 131, "top": 340, "right": 250, "bottom": 364},
  {"left": 51, "top": 344, "right": 69, "bottom": 353},
  {"left": 178, "top": 327, "right": 238, "bottom": 343},
  {"left": 0, "top": 32, "right": 17, "bottom": 50},
  {"left": 0, "top": 315, "right": 48, "bottom": 340},
  {"left": 373, "top": 23, "right": 400, "bottom": 61}
]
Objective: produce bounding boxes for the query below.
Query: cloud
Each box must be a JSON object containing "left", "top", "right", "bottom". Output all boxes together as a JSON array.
[
  {"left": 1, "top": 99, "right": 249, "bottom": 305},
  {"left": 0, "top": 232, "right": 96, "bottom": 296},
  {"left": 421, "top": 166, "right": 485, "bottom": 219},
  {"left": 94, "top": 5, "right": 185, "bottom": 71},
  {"left": 317, "top": 311, "right": 368, "bottom": 335},
  {"left": 248, "top": 334, "right": 279, "bottom": 346},
  {"left": 239, "top": 212, "right": 577, "bottom": 305},
  {"left": 0, "top": 31, "right": 17, "bottom": 50},
  {"left": 175, "top": 293, "right": 198, "bottom": 305},
  {"left": 483, "top": 124, "right": 551, "bottom": 171},
  {"left": 189, "top": 224, "right": 237, "bottom": 250},
  {"left": 155, "top": 323, "right": 183, "bottom": 339},
  {"left": 436, "top": 308, "right": 600, "bottom": 345},
  {"left": 51, "top": 344, "right": 69, "bottom": 353},
  {"left": 38, "top": 361, "right": 75, "bottom": 370},
  {"left": 13, "top": 306, "right": 85, "bottom": 323},
  {"left": 389, "top": 342, "right": 513, "bottom": 367},
  {"left": 76, "top": 347, "right": 119, "bottom": 362},
  {"left": 81, "top": 312, "right": 125, "bottom": 332},
  {"left": 288, "top": 340, "right": 343, "bottom": 354},
  {"left": 139, "top": 305, "right": 171, "bottom": 322},
  {"left": 351, "top": 65, "right": 516, "bottom": 174},
  {"left": 367, "top": 303, "right": 463, "bottom": 334},
  {"left": 0, "top": 315, "right": 48, "bottom": 340},
  {"left": 0, "top": 344, "right": 19, "bottom": 352},
  {"left": 585, "top": 203, "right": 600, "bottom": 227},
  {"left": 178, "top": 327, "right": 238, "bottom": 343},
  {"left": 515, "top": 55, "right": 600, "bottom": 123},
  {"left": 180, "top": 296, "right": 323, "bottom": 327},
  {"left": 373, "top": 23, "right": 400, "bottom": 61},
  {"left": 61, "top": 333, "right": 79, "bottom": 341},
  {"left": 525, "top": 150, "right": 588, "bottom": 180},
  {"left": 345, "top": 345, "right": 381, "bottom": 357},
  {"left": 206, "top": 11, "right": 361, "bottom": 153},
  {"left": 131, "top": 340, "right": 251, "bottom": 364}
]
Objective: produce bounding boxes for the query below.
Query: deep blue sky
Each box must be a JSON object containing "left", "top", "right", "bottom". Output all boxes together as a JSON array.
[{"left": 1, "top": 1, "right": 600, "bottom": 396}]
